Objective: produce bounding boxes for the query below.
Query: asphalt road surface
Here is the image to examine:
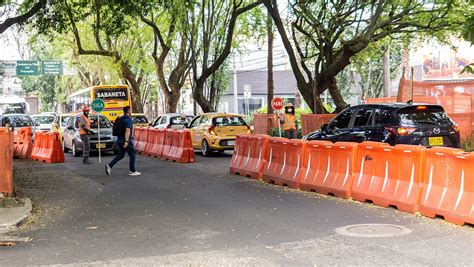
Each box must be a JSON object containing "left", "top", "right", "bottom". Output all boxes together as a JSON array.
[{"left": 2, "top": 151, "right": 473, "bottom": 266}]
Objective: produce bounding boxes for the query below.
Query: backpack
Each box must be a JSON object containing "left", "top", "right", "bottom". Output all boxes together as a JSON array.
[{"left": 113, "top": 116, "right": 126, "bottom": 137}]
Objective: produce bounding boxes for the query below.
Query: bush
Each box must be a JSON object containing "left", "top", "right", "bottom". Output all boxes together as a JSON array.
[
  {"left": 268, "top": 127, "right": 303, "bottom": 139},
  {"left": 461, "top": 136, "right": 473, "bottom": 152}
]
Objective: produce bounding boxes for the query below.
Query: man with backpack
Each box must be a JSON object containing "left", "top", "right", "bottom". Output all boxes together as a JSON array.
[{"left": 105, "top": 106, "right": 141, "bottom": 176}]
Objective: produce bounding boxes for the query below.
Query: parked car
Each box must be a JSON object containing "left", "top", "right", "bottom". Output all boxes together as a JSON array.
[
  {"left": 2, "top": 113, "right": 36, "bottom": 139},
  {"left": 51, "top": 113, "right": 73, "bottom": 142},
  {"left": 153, "top": 113, "right": 194, "bottom": 129},
  {"left": 187, "top": 113, "right": 251, "bottom": 156},
  {"left": 63, "top": 114, "right": 117, "bottom": 157},
  {"left": 131, "top": 113, "right": 150, "bottom": 127},
  {"left": 31, "top": 114, "right": 56, "bottom": 132},
  {"left": 303, "top": 103, "right": 460, "bottom": 148}
]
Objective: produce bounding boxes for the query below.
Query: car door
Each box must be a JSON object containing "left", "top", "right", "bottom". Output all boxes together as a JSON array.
[
  {"left": 188, "top": 115, "right": 202, "bottom": 148},
  {"left": 345, "top": 107, "right": 375, "bottom": 142},
  {"left": 323, "top": 108, "right": 357, "bottom": 142}
]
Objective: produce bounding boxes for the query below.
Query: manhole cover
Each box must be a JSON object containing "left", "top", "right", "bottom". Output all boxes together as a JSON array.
[{"left": 335, "top": 224, "right": 412, "bottom": 238}]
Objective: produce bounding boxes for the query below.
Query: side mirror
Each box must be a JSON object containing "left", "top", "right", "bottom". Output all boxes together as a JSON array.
[{"left": 321, "top": 123, "right": 329, "bottom": 132}]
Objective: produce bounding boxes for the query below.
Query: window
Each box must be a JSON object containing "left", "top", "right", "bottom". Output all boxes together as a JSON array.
[
  {"left": 213, "top": 116, "right": 247, "bottom": 127},
  {"left": 61, "top": 116, "right": 71, "bottom": 127},
  {"left": 159, "top": 116, "right": 167, "bottom": 125},
  {"left": 353, "top": 109, "right": 373, "bottom": 127},
  {"left": 189, "top": 116, "right": 201, "bottom": 128},
  {"left": 200, "top": 116, "right": 210, "bottom": 125},
  {"left": 374, "top": 109, "right": 392, "bottom": 125},
  {"left": 132, "top": 115, "right": 149, "bottom": 124},
  {"left": 170, "top": 116, "right": 187, "bottom": 126},
  {"left": 238, "top": 98, "right": 263, "bottom": 115},
  {"left": 397, "top": 106, "right": 452, "bottom": 126},
  {"left": 8, "top": 115, "right": 33, "bottom": 127},
  {"left": 331, "top": 108, "right": 355, "bottom": 129}
]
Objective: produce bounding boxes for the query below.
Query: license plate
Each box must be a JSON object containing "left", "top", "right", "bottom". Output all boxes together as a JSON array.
[
  {"left": 428, "top": 137, "right": 443, "bottom": 146},
  {"left": 96, "top": 143, "right": 106, "bottom": 149},
  {"left": 227, "top": 140, "right": 235, "bottom": 146}
]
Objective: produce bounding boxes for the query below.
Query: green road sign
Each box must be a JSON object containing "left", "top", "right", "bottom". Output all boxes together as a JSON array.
[
  {"left": 16, "top": 60, "right": 39, "bottom": 76},
  {"left": 42, "top": 61, "right": 63, "bottom": 75},
  {"left": 92, "top": 98, "right": 105, "bottom": 112}
]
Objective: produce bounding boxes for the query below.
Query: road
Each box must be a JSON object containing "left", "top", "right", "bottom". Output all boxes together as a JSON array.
[{"left": 1, "top": 151, "right": 473, "bottom": 266}]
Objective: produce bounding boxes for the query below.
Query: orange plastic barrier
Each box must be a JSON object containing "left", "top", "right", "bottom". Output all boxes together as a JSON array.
[
  {"left": 420, "top": 147, "right": 474, "bottom": 225},
  {"left": 0, "top": 127, "right": 14, "bottom": 195},
  {"left": 351, "top": 142, "right": 425, "bottom": 213},
  {"left": 161, "top": 129, "right": 175, "bottom": 160},
  {"left": 31, "top": 132, "right": 64, "bottom": 163},
  {"left": 13, "top": 127, "right": 33, "bottom": 159},
  {"left": 135, "top": 127, "right": 148, "bottom": 154},
  {"left": 163, "top": 130, "right": 195, "bottom": 163},
  {"left": 143, "top": 128, "right": 156, "bottom": 157},
  {"left": 263, "top": 138, "right": 306, "bottom": 189},
  {"left": 230, "top": 134, "right": 269, "bottom": 179},
  {"left": 299, "top": 142, "right": 358, "bottom": 199},
  {"left": 148, "top": 128, "right": 166, "bottom": 158}
]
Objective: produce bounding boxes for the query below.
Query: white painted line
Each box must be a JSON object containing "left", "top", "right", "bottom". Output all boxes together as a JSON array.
[
  {"left": 438, "top": 186, "right": 448, "bottom": 208},
  {"left": 381, "top": 161, "right": 389, "bottom": 193},
  {"left": 404, "top": 150, "right": 412, "bottom": 153},
  {"left": 424, "top": 165, "right": 434, "bottom": 204},
  {"left": 322, "top": 156, "right": 331, "bottom": 184},
  {"left": 383, "top": 149, "right": 391, "bottom": 152},
  {"left": 293, "top": 154, "right": 300, "bottom": 180},
  {"left": 435, "top": 152, "right": 444, "bottom": 156},
  {"left": 406, "top": 163, "right": 415, "bottom": 199},
  {"left": 266, "top": 148, "right": 273, "bottom": 171},
  {"left": 303, "top": 154, "right": 311, "bottom": 182},
  {"left": 342, "top": 157, "right": 350, "bottom": 187},
  {"left": 454, "top": 169, "right": 464, "bottom": 211},
  {"left": 244, "top": 147, "right": 251, "bottom": 167},
  {"left": 280, "top": 151, "right": 286, "bottom": 175},
  {"left": 256, "top": 147, "right": 262, "bottom": 168},
  {"left": 356, "top": 157, "right": 365, "bottom": 189}
]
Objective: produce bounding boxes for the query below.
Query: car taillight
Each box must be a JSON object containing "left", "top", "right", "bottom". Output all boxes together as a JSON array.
[
  {"left": 246, "top": 125, "right": 251, "bottom": 134},
  {"left": 453, "top": 125, "right": 460, "bottom": 132},
  {"left": 385, "top": 127, "right": 416, "bottom": 136},
  {"left": 209, "top": 125, "right": 217, "bottom": 136}
]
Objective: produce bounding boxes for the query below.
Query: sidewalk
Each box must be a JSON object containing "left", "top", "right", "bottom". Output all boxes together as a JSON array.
[{"left": 0, "top": 197, "right": 32, "bottom": 235}]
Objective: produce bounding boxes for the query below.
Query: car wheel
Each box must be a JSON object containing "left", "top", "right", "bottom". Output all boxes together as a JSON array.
[
  {"left": 72, "top": 142, "right": 81, "bottom": 157},
  {"left": 63, "top": 139, "right": 70, "bottom": 152},
  {"left": 201, "top": 139, "right": 212, "bottom": 157}
]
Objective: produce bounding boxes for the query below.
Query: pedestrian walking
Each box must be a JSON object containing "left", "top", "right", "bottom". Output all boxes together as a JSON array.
[
  {"left": 105, "top": 106, "right": 141, "bottom": 176},
  {"left": 79, "top": 106, "right": 94, "bottom": 164},
  {"left": 279, "top": 102, "right": 298, "bottom": 139}
]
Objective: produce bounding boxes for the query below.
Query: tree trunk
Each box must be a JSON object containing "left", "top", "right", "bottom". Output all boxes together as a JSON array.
[
  {"left": 193, "top": 82, "right": 214, "bottom": 113},
  {"left": 326, "top": 77, "right": 348, "bottom": 113},
  {"left": 267, "top": 3, "right": 274, "bottom": 114},
  {"left": 120, "top": 62, "right": 143, "bottom": 112}
]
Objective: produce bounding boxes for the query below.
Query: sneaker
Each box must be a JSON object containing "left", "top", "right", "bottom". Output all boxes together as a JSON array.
[
  {"left": 129, "top": 171, "right": 141, "bottom": 176},
  {"left": 105, "top": 165, "right": 111, "bottom": 176}
]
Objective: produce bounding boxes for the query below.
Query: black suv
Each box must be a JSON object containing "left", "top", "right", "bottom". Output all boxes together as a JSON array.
[{"left": 303, "top": 103, "right": 460, "bottom": 148}]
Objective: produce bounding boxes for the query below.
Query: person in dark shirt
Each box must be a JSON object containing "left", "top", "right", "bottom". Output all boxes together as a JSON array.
[{"left": 105, "top": 106, "right": 141, "bottom": 176}]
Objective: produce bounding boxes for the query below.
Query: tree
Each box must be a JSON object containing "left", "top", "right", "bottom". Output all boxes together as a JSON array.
[
  {"left": 141, "top": 0, "right": 192, "bottom": 113},
  {"left": 187, "top": 0, "right": 262, "bottom": 112},
  {"left": 461, "top": 2, "right": 474, "bottom": 74},
  {"left": 263, "top": 0, "right": 462, "bottom": 113},
  {"left": 0, "top": 0, "right": 46, "bottom": 34},
  {"left": 34, "top": 0, "right": 151, "bottom": 112}
]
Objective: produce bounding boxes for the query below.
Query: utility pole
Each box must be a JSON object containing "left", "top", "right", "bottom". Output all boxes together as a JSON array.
[{"left": 267, "top": 1, "right": 274, "bottom": 114}]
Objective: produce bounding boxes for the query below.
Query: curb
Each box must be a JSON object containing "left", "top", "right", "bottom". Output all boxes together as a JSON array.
[{"left": 0, "top": 198, "right": 32, "bottom": 234}]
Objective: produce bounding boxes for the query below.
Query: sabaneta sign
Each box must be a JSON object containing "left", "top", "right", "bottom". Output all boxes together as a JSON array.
[{"left": 94, "top": 88, "right": 128, "bottom": 100}]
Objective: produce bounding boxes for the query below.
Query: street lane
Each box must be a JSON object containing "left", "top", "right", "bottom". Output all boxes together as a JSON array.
[{"left": 1, "top": 152, "right": 473, "bottom": 265}]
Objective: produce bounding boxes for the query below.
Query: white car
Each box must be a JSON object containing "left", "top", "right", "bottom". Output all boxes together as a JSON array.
[
  {"left": 31, "top": 114, "right": 56, "bottom": 132},
  {"left": 152, "top": 113, "right": 194, "bottom": 129}
]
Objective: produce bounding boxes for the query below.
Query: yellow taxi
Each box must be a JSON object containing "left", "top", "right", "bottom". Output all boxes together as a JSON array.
[
  {"left": 187, "top": 113, "right": 250, "bottom": 156},
  {"left": 51, "top": 113, "right": 73, "bottom": 142},
  {"left": 131, "top": 113, "right": 150, "bottom": 127}
]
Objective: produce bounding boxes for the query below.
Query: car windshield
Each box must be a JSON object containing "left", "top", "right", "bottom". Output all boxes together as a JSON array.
[
  {"left": 170, "top": 116, "right": 189, "bottom": 125},
  {"left": 61, "top": 116, "right": 71, "bottom": 127},
  {"left": 133, "top": 115, "right": 149, "bottom": 124},
  {"left": 213, "top": 116, "right": 246, "bottom": 127},
  {"left": 397, "top": 106, "right": 452, "bottom": 126},
  {"left": 32, "top": 116, "right": 55, "bottom": 124},
  {"left": 8, "top": 115, "right": 33, "bottom": 127},
  {"left": 89, "top": 116, "right": 112, "bottom": 128}
]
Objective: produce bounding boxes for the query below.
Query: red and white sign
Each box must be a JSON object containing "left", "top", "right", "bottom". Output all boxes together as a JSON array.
[{"left": 271, "top": 97, "right": 284, "bottom": 111}]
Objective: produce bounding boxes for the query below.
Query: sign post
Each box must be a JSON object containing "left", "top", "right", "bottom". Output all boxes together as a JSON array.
[
  {"left": 92, "top": 99, "right": 105, "bottom": 163},
  {"left": 271, "top": 97, "right": 284, "bottom": 137}
]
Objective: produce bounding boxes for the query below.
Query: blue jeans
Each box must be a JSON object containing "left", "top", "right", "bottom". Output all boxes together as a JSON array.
[{"left": 108, "top": 141, "right": 136, "bottom": 172}]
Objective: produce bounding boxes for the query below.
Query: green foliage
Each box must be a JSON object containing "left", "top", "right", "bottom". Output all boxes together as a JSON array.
[
  {"left": 461, "top": 136, "right": 473, "bottom": 152},
  {"left": 20, "top": 75, "right": 57, "bottom": 112},
  {"left": 267, "top": 127, "right": 302, "bottom": 139}
]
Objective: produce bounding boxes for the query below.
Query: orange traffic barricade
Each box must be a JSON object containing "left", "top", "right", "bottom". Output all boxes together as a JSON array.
[
  {"left": 166, "top": 130, "right": 195, "bottom": 163},
  {"left": 161, "top": 129, "right": 175, "bottom": 160},
  {"left": 298, "top": 140, "right": 333, "bottom": 193},
  {"left": 31, "top": 132, "right": 64, "bottom": 163},
  {"left": 230, "top": 134, "right": 269, "bottom": 179},
  {"left": 263, "top": 138, "right": 306, "bottom": 189},
  {"left": 143, "top": 128, "right": 156, "bottom": 157},
  {"left": 0, "top": 127, "right": 14, "bottom": 195},
  {"left": 420, "top": 147, "right": 474, "bottom": 225},
  {"left": 13, "top": 127, "right": 33, "bottom": 159}
]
